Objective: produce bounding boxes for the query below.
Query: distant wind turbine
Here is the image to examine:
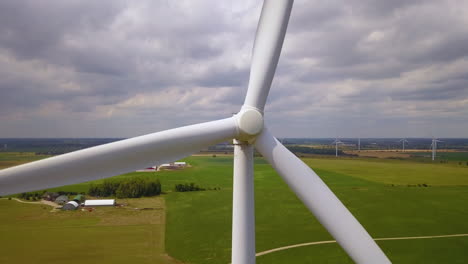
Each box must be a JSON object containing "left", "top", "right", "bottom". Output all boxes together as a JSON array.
[
  {"left": 399, "top": 139, "right": 409, "bottom": 152},
  {"left": 431, "top": 137, "right": 442, "bottom": 161},
  {"left": 332, "top": 138, "right": 344, "bottom": 157},
  {"left": 358, "top": 138, "right": 361, "bottom": 152}
]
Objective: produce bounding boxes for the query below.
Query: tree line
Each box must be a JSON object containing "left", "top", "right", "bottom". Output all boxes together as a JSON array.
[{"left": 89, "top": 178, "right": 161, "bottom": 198}]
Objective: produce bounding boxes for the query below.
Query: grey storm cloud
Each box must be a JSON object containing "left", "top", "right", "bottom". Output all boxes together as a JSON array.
[{"left": 0, "top": 0, "right": 467, "bottom": 138}]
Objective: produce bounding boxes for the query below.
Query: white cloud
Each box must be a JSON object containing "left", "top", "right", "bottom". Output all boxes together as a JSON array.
[{"left": 0, "top": 0, "right": 467, "bottom": 137}]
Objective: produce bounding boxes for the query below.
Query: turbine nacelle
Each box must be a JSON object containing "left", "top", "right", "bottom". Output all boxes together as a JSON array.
[{"left": 234, "top": 108, "right": 264, "bottom": 143}]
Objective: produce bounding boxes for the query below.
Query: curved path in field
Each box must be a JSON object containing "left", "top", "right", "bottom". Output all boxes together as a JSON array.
[
  {"left": 1, "top": 197, "right": 59, "bottom": 207},
  {"left": 256, "top": 233, "right": 468, "bottom": 257}
]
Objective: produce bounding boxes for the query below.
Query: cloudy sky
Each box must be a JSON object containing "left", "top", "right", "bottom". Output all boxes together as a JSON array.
[{"left": 1, "top": 0, "right": 467, "bottom": 138}]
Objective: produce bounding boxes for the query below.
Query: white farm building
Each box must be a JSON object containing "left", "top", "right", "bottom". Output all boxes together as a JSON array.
[
  {"left": 174, "top": 162, "right": 186, "bottom": 167},
  {"left": 84, "top": 199, "right": 116, "bottom": 207},
  {"left": 157, "top": 162, "right": 187, "bottom": 170},
  {"left": 62, "top": 201, "right": 79, "bottom": 210}
]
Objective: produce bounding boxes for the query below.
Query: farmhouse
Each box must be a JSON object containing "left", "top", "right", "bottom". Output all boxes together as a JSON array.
[
  {"left": 55, "top": 195, "right": 69, "bottom": 205},
  {"left": 84, "top": 199, "right": 116, "bottom": 207}
]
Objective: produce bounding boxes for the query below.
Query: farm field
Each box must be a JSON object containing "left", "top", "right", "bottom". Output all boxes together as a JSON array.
[
  {"left": 0, "top": 196, "right": 181, "bottom": 264},
  {"left": 345, "top": 149, "right": 412, "bottom": 159},
  {"left": 0, "top": 152, "right": 50, "bottom": 169},
  {"left": 345, "top": 149, "right": 468, "bottom": 161},
  {"left": 409, "top": 151, "right": 468, "bottom": 162},
  {"left": 1, "top": 153, "right": 468, "bottom": 263},
  {"left": 163, "top": 156, "right": 468, "bottom": 263}
]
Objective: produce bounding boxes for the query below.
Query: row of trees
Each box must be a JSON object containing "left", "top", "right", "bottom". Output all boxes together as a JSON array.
[
  {"left": 89, "top": 178, "right": 161, "bottom": 198},
  {"left": 175, "top": 183, "right": 205, "bottom": 192},
  {"left": 11, "top": 179, "right": 212, "bottom": 200},
  {"left": 18, "top": 191, "right": 43, "bottom": 201}
]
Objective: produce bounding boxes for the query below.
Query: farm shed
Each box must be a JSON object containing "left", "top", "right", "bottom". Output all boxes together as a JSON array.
[
  {"left": 157, "top": 163, "right": 173, "bottom": 170},
  {"left": 55, "top": 195, "right": 69, "bottom": 205},
  {"left": 84, "top": 199, "right": 116, "bottom": 207},
  {"left": 174, "top": 162, "right": 187, "bottom": 167},
  {"left": 73, "top": 194, "right": 85, "bottom": 203},
  {"left": 157, "top": 162, "right": 187, "bottom": 170},
  {"left": 62, "top": 201, "right": 79, "bottom": 210}
]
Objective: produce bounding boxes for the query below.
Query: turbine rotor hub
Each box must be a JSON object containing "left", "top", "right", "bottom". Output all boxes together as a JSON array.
[{"left": 235, "top": 108, "right": 264, "bottom": 142}]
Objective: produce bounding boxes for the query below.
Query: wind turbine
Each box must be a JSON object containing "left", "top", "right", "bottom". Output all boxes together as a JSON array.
[
  {"left": 399, "top": 138, "right": 409, "bottom": 152},
  {"left": 0, "top": 1, "right": 390, "bottom": 263},
  {"left": 358, "top": 137, "right": 361, "bottom": 152},
  {"left": 332, "top": 138, "right": 344, "bottom": 157},
  {"left": 431, "top": 137, "right": 442, "bottom": 161}
]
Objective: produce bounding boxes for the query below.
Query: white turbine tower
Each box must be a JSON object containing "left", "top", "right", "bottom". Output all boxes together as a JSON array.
[
  {"left": 0, "top": 1, "right": 391, "bottom": 263},
  {"left": 332, "top": 138, "right": 344, "bottom": 157},
  {"left": 431, "top": 137, "right": 442, "bottom": 161},
  {"left": 399, "top": 138, "right": 409, "bottom": 152},
  {"left": 358, "top": 137, "right": 361, "bottom": 152}
]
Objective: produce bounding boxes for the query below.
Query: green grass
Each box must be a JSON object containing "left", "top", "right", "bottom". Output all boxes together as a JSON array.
[
  {"left": 2, "top": 153, "right": 468, "bottom": 263},
  {"left": 0, "top": 197, "right": 176, "bottom": 264},
  {"left": 256, "top": 237, "right": 468, "bottom": 264},
  {"left": 163, "top": 156, "right": 468, "bottom": 263},
  {"left": 0, "top": 152, "right": 50, "bottom": 169},
  {"left": 410, "top": 151, "right": 468, "bottom": 162},
  {"left": 303, "top": 158, "right": 468, "bottom": 185},
  {"left": 437, "top": 152, "right": 468, "bottom": 161}
]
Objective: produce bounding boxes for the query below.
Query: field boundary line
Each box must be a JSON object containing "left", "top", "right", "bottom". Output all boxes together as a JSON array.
[{"left": 256, "top": 233, "right": 468, "bottom": 257}]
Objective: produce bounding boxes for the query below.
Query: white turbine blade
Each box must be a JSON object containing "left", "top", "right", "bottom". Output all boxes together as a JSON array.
[
  {"left": 243, "top": 0, "right": 293, "bottom": 111},
  {"left": 254, "top": 128, "right": 391, "bottom": 264},
  {"left": 0, "top": 117, "right": 238, "bottom": 196}
]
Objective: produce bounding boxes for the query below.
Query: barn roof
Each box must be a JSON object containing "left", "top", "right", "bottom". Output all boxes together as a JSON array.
[
  {"left": 73, "top": 194, "right": 84, "bottom": 202},
  {"left": 55, "top": 195, "right": 68, "bottom": 201},
  {"left": 62, "top": 201, "right": 79, "bottom": 210},
  {"left": 84, "top": 199, "right": 115, "bottom": 206}
]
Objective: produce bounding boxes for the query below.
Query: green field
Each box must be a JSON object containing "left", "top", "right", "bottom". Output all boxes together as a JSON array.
[
  {"left": 410, "top": 151, "right": 468, "bottom": 162},
  {"left": 0, "top": 152, "right": 50, "bottom": 169},
  {"left": 1, "top": 153, "right": 468, "bottom": 263},
  {"left": 163, "top": 156, "right": 468, "bottom": 263},
  {"left": 0, "top": 196, "right": 179, "bottom": 264}
]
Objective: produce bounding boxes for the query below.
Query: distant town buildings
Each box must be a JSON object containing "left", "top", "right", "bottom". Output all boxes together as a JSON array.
[
  {"left": 158, "top": 162, "right": 187, "bottom": 170},
  {"left": 137, "top": 161, "right": 188, "bottom": 172}
]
